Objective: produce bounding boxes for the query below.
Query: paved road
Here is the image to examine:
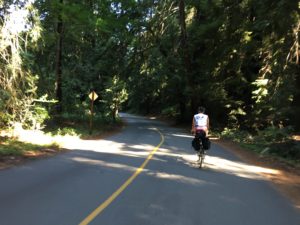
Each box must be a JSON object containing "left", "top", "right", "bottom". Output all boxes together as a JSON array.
[{"left": 0, "top": 113, "right": 299, "bottom": 225}]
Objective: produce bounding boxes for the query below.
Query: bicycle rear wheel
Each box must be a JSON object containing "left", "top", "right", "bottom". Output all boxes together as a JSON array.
[{"left": 197, "top": 150, "right": 205, "bottom": 168}]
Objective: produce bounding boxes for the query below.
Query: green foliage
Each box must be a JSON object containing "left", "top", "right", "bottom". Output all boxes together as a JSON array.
[
  {"left": 269, "top": 141, "right": 300, "bottom": 161},
  {"left": 221, "top": 126, "right": 300, "bottom": 163},
  {"left": 221, "top": 127, "right": 252, "bottom": 144},
  {"left": 0, "top": 90, "right": 11, "bottom": 127},
  {"left": 44, "top": 113, "right": 122, "bottom": 139},
  {"left": 55, "top": 127, "right": 78, "bottom": 136},
  {"left": 29, "top": 105, "right": 50, "bottom": 129},
  {"left": 102, "top": 76, "right": 128, "bottom": 120},
  {"left": 0, "top": 1, "right": 42, "bottom": 129},
  {"left": 1, "top": 0, "right": 299, "bottom": 164},
  {"left": 161, "top": 106, "right": 180, "bottom": 119}
]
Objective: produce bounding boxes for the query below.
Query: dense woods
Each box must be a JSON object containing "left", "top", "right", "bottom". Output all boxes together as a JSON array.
[{"left": 0, "top": 1, "right": 299, "bottom": 159}]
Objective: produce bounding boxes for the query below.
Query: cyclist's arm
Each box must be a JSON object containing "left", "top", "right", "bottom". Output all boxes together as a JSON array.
[
  {"left": 191, "top": 117, "right": 195, "bottom": 133},
  {"left": 207, "top": 117, "right": 210, "bottom": 130},
  {"left": 206, "top": 117, "right": 210, "bottom": 135}
]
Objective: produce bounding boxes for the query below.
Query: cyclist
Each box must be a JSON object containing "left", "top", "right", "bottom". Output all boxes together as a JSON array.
[{"left": 191, "top": 106, "right": 209, "bottom": 143}]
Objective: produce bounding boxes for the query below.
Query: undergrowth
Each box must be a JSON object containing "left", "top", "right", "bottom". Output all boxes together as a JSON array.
[
  {"left": 44, "top": 113, "right": 123, "bottom": 139},
  {"left": 221, "top": 126, "right": 300, "bottom": 166}
]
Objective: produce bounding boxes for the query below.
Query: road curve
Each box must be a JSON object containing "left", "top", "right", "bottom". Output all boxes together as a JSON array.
[{"left": 0, "top": 113, "right": 299, "bottom": 225}]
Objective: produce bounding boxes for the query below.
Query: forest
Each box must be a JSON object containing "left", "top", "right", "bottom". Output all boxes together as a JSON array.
[{"left": 0, "top": 0, "right": 299, "bottom": 162}]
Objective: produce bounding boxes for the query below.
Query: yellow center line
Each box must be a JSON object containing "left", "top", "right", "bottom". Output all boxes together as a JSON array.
[{"left": 78, "top": 129, "right": 165, "bottom": 225}]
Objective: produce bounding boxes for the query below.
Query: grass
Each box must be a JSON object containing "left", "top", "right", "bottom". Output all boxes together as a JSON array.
[
  {"left": 0, "top": 114, "right": 123, "bottom": 161},
  {"left": 0, "top": 135, "right": 60, "bottom": 157}
]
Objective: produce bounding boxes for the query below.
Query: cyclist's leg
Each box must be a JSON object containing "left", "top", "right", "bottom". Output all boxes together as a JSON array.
[{"left": 198, "top": 147, "right": 205, "bottom": 168}]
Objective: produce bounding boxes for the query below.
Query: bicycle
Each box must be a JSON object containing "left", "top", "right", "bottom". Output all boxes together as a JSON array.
[
  {"left": 197, "top": 143, "right": 205, "bottom": 168},
  {"left": 192, "top": 131, "right": 207, "bottom": 168}
]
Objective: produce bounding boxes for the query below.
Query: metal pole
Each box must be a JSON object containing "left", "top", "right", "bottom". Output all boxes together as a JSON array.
[{"left": 89, "top": 92, "right": 94, "bottom": 135}]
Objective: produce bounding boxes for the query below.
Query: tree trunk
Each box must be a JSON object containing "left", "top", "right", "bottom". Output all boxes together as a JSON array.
[
  {"left": 55, "top": 0, "right": 63, "bottom": 113},
  {"left": 179, "top": 0, "right": 187, "bottom": 50},
  {"left": 178, "top": 0, "right": 195, "bottom": 120}
]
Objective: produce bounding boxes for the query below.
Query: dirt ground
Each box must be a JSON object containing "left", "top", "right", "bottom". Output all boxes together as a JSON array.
[
  {"left": 214, "top": 139, "right": 300, "bottom": 210},
  {"left": 0, "top": 148, "right": 66, "bottom": 170}
]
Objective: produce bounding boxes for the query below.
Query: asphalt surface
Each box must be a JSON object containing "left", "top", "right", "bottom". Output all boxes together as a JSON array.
[{"left": 0, "top": 113, "right": 299, "bottom": 225}]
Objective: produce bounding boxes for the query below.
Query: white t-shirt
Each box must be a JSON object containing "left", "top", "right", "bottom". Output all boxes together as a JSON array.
[{"left": 194, "top": 113, "right": 208, "bottom": 128}]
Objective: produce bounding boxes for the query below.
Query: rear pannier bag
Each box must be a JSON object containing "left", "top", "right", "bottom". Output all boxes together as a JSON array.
[
  {"left": 202, "top": 137, "right": 211, "bottom": 150},
  {"left": 192, "top": 138, "right": 201, "bottom": 151}
]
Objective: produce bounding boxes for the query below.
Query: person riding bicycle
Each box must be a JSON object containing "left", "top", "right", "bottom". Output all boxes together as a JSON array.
[{"left": 191, "top": 106, "right": 209, "bottom": 146}]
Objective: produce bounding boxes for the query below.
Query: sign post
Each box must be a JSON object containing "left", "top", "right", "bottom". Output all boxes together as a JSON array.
[{"left": 89, "top": 91, "right": 98, "bottom": 134}]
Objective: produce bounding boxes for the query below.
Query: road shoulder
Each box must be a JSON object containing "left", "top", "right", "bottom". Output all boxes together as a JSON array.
[{"left": 214, "top": 139, "right": 300, "bottom": 211}]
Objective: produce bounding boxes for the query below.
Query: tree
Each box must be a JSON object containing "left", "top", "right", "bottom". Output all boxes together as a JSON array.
[
  {"left": 55, "top": 0, "right": 63, "bottom": 113},
  {"left": 0, "top": 0, "right": 42, "bottom": 128},
  {"left": 102, "top": 75, "right": 128, "bottom": 121},
  {"left": 2, "top": 0, "right": 298, "bottom": 134}
]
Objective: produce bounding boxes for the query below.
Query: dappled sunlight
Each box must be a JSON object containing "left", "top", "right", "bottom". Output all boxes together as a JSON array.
[
  {"left": 11, "top": 125, "right": 281, "bottom": 183},
  {"left": 65, "top": 140, "right": 157, "bottom": 159},
  {"left": 170, "top": 133, "right": 220, "bottom": 140},
  {"left": 62, "top": 138, "right": 124, "bottom": 152},
  {"left": 11, "top": 123, "right": 82, "bottom": 147},
  {"left": 171, "top": 134, "right": 191, "bottom": 138},
  {"left": 155, "top": 140, "right": 281, "bottom": 181},
  {"left": 204, "top": 155, "right": 281, "bottom": 180},
  {"left": 207, "top": 136, "right": 220, "bottom": 140},
  {"left": 147, "top": 171, "right": 214, "bottom": 186},
  {"left": 11, "top": 125, "right": 164, "bottom": 160},
  {"left": 70, "top": 156, "right": 214, "bottom": 187},
  {"left": 153, "top": 146, "right": 196, "bottom": 161},
  {"left": 180, "top": 152, "right": 200, "bottom": 162},
  {"left": 71, "top": 157, "right": 138, "bottom": 172},
  {"left": 128, "top": 144, "right": 155, "bottom": 151},
  {"left": 14, "top": 128, "right": 56, "bottom": 145}
]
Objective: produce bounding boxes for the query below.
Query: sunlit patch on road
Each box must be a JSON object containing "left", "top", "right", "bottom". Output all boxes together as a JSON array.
[
  {"left": 196, "top": 155, "right": 280, "bottom": 180},
  {"left": 147, "top": 171, "right": 214, "bottom": 186},
  {"left": 71, "top": 157, "right": 138, "bottom": 172},
  {"left": 13, "top": 124, "right": 281, "bottom": 183},
  {"left": 170, "top": 134, "right": 191, "bottom": 138},
  {"left": 157, "top": 144, "right": 281, "bottom": 181},
  {"left": 180, "top": 151, "right": 280, "bottom": 180}
]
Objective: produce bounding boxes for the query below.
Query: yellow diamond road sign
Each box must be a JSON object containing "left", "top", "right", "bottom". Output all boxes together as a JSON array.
[{"left": 89, "top": 91, "right": 98, "bottom": 101}]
